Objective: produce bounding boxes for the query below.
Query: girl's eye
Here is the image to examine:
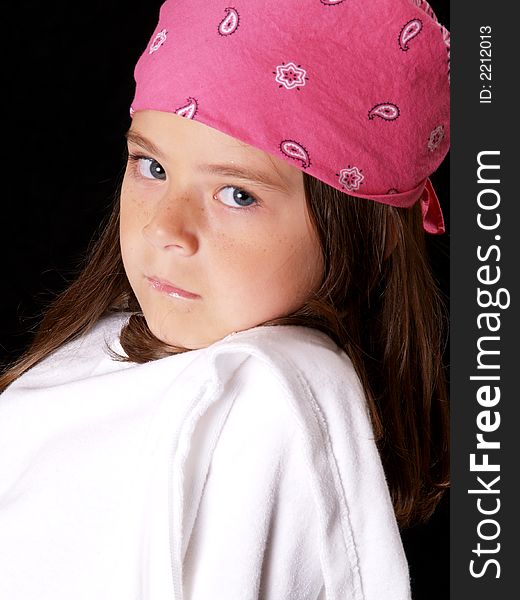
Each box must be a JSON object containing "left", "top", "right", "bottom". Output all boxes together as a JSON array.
[
  {"left": 215, "top": 186, "right": 258, "bottom": 209},
  {"left": 128, "top": 153, "right": 166, "bottom": 181}
]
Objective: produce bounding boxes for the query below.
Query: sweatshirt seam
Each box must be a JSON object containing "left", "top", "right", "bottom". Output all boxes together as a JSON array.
[{"left": 288, "top": 361, "right": 365, "bottom": 600}]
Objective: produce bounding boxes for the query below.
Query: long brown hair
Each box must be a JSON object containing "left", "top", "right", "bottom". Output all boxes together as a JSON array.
[{"left": 0, "top": 171, "right": 449, "bottom": 528}]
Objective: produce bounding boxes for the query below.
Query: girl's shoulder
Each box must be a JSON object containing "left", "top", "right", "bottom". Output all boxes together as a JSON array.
[
  {"left": 181, "top": 325, "right": 410, "bottom": 599},
  {"left": 9, "top": 312, "right": 132, "bottom": 390},
  {"left": 199, "top": 324, "right": 374, "bottom": 456},
  {"left": 207, "top": 323, "right": 367, "bottom": 415},
  {"left": 199, "top": 323, "right": 373, "bottom": 457}
]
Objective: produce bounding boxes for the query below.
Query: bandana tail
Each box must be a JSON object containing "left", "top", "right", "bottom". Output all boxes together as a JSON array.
[{"left": 421, "top": 178, "right": 445, "bottom": 234}]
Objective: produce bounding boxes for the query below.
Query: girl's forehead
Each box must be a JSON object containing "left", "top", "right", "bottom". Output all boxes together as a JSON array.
[
  {"left": 132, "top": 110, "right": 255, "bottom": 151},
  {"left": 130, "top": 110, "right": 302, "bottom": 184}
]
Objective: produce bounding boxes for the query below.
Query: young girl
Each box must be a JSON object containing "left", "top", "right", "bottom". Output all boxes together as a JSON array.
[{"left": 0, "top": 1, "right": 450, "bottom": 598}]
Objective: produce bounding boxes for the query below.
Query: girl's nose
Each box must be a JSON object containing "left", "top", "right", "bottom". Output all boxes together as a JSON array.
[{"left": 142, "top": 192, "right": 200, "bottom": 255}]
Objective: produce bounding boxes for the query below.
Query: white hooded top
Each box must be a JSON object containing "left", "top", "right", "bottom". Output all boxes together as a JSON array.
[{"left": 0, "top": 313, "right": 411, "bottom": 600}]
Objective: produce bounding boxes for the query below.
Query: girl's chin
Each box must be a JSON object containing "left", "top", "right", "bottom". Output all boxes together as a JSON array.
[{"left": 144, "top": 316, "right": 227, "bottom": 350}]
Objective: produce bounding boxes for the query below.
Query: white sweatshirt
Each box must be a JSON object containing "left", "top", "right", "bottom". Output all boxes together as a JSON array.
[{"left": 0, "top": 313, "right": 411, "bottom": 600}]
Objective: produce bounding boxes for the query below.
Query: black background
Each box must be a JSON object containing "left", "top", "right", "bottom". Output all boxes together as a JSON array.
[{"left": 3, "top": 2, "right": 450, "bottom": 598}]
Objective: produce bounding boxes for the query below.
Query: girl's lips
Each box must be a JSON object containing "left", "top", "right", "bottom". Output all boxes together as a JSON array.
[{"left": 146, "top": 276, "right": 200, "bottom": 299}]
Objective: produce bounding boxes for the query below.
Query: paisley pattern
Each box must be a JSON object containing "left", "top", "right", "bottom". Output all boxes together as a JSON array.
[
  {"left": 218, "top": 7, "right": 240, "bottom": 36},
  {"left": 398, "top": 19, "right": 423, "bottom": 51},
  {"left": 427, "top": 124, "right": 445, "bottom": 152},
  {"left": 386, "top": 188, "right": 399, "bottom": 194},
  {"left": 175, "top": 97, "right": 199, "bottom": 119},
  {"left": 368, "top": 102, "right": 400, "bottom": 121},
  {"left": 149, "top": 29, "right": 168, "bottom": 54},
  {"left": 274, "top": 62, "right": 309, "bottom": 90},
  {"left": 337, "top": 166, "right": 365, "bottom": 192},
  {"left": 279, "top": 140, "right": 311, "bottom": 168},
  {"left": 320, "top": 0, "right": 346, "bottom": 5}
]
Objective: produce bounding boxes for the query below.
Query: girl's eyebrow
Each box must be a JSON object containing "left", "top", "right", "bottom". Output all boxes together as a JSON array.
[
  {"left": 126, "top": 130, "right": 166, "bottom": 160},
  {"left": 125, "top": 130, "right": 290, "bottom": 193},
  {"left": 198, "top": 164, "right": 290, "bottom": 192}
]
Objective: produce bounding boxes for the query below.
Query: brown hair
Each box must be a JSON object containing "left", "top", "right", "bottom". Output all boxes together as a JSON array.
[{"left": 0, "top": 172, "right": 449, "bottom": 528}]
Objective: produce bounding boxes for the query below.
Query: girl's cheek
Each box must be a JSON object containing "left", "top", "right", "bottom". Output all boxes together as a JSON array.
[
  {"left": 120, "top": 197, "right": 144, "bottom": 251},
  {"left": 121, "top": 182, "right": 150, "bottom": 225}
]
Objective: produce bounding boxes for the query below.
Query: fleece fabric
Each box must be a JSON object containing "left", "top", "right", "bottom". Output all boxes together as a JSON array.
[{"left": 0, "top": 313, "right": 411, "bottom": 599}]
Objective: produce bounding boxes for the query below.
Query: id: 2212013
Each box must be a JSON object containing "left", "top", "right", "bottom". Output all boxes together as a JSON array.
[{"left": 479, "top": 25, "right": 492, "bottom": 104}]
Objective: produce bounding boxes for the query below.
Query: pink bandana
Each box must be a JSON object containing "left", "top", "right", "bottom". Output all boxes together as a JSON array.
[{"left": 130, "top": 0, "right": 450, "bottom": 234}]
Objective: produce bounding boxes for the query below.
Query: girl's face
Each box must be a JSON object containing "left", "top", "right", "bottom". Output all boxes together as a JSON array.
[{"left": 120, "top": 110, "right": 323, "bottom": 349}]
